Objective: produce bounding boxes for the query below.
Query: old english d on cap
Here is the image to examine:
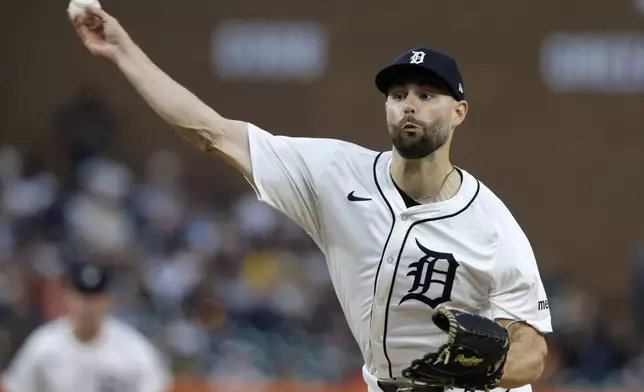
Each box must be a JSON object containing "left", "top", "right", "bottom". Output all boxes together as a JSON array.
[{"left": 375, "top": 47, "right": 465, "bottom": 101}]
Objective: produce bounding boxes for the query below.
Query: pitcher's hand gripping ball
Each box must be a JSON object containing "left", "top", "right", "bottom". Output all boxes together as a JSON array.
[
  {"left": 67, "top": 0, "right": 103, "bottom": 29},
  {"left": 402, "top": 307, "right": 510, "bottom": 392}
]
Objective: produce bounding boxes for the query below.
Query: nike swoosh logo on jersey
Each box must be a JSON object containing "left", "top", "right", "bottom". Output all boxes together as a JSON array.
[{"left": 347, "top": 191, "right": 372, "bottom": 202}]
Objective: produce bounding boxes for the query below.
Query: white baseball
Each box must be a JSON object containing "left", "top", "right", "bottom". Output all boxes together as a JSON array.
[{"left": 67, "top": 0, "right": 102, "bottom": 20}]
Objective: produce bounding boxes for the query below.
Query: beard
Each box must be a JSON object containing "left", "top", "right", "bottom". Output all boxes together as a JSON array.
[{"left": 390, "top": 116, "right": 450, "bottom": 159}]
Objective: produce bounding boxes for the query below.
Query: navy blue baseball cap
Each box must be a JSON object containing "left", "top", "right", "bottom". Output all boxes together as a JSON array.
[
  {"left": 375, "top": 47, "right": 465, "bottom": 101},
  {"left": 67, "top": 263, "right": 112, "bottom": 294}
]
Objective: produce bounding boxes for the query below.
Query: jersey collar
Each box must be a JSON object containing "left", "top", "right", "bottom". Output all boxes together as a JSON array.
[{"left": 374, "top": 152, "right": 480, "bottom": 219}]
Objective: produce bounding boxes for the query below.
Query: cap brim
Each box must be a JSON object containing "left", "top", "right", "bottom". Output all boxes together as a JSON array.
[
  {"left": 375, "top": 63, "right": 453, "bottom": 96},
  {"left": 67, "top": 281, "right": 110, "bottom": 294}
]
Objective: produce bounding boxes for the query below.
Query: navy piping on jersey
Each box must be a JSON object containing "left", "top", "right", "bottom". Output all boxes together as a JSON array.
[
  {"left": 376, "top": 168, "right": 480, "bottom": 378},
  {"left": 369, "top": 152, "right": 397, "bottom": 346}
]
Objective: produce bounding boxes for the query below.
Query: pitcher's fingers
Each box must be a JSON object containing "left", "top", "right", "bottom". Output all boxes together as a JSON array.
[
  {"left": 74, "top": 15, "right": 89, "bottom": 28},
  {"left": 76, "top": 23, "right": 93, "bottom": 43},
  {"left": 68, "top": 13, "right": 82, "bottom": 26},
  {"left": 85, "top": 6, "right": 111, "bottom": 21}
]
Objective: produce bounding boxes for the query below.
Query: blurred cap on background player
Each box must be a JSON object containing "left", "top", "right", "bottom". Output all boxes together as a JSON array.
[
  {"left": 63, "top": 262, "right": 115, "bottom": 340},
  {"left": 66, "top": 262, "right": 113, "bottom": 294},
  {"left": 375, "top": 47, "right": 465, "bottom": 102}
]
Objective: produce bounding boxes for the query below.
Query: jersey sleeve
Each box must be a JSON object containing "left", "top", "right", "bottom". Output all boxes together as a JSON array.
[
  {"left": 1, "top": 334, "right": 45, "bottom": 392},
  {"left": 245, "top": 123, "right": 341, "bottom": 245},
  {"left": 488, "top": 222, "right": 553, "bottom": 334}
]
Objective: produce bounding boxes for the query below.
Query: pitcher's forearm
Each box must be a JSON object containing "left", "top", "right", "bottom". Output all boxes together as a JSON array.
[
  {"left": 113, "top": 39, "right": 224, "bottom": 152},
  {"left": 497, "top": 320, "right": 548, "bottom": 389},
  {"left": 499, "top": 336, "right": 546, "bottom": 388}
]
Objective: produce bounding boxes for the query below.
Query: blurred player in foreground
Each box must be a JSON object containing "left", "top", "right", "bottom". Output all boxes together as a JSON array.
[
  {"left": 2, "top": 263, "right": 172, "bottom": 392},
  {"left": 70, "top": 6, "right": 552, "bottom": 392}
]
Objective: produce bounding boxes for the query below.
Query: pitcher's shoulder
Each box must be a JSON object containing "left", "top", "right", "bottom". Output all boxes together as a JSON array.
[
  {"left": 466, "top": 172, "right": 530, "bottom": 237},
  {"left": 325, "top": 138, "right": 382, "bottom": 164},
  {"left": 314, "top": 138, "right": 384, "bottom": 179}
]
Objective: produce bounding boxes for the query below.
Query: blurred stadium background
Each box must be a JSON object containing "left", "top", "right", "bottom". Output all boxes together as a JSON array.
[{"left": 2, "top": 0, "right": 644, "bottom": 391}]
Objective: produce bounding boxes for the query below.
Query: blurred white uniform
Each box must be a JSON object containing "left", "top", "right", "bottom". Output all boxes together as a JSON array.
[
  {"left": 245, "top": 124, "right": 553, "bottom": 392},
  {"left": 2, "top": 317, "right": 172, "bottom": 392}
]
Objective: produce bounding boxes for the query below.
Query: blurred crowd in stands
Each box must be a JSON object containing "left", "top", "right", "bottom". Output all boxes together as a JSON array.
[{"left": 0, "top": 95, "right": 643, "bottom": 388}]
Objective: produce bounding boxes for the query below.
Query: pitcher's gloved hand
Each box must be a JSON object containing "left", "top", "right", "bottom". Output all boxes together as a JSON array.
[{"left": 401, "top": 307, "right": 510, "bottom": 392}]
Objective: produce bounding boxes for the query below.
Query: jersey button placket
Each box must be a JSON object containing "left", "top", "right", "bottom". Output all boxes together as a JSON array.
[{"left": 371, "top": 218, "right": 408, "bottom": 378}]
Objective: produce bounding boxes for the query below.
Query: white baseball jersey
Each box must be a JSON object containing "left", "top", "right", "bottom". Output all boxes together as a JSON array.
[
  {"left": 2, "top": 317, "right": 172, "bottom": 392},
  {"left": 245, "top": 123, "right": 553, "bottom": 392}
]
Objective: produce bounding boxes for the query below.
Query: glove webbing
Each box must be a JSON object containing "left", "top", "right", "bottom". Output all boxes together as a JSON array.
[{"left": 433, "top": 307, "right": 459, "bottom": 365}]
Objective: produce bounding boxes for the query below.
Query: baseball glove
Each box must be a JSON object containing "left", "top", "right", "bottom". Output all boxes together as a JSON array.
[{"left": 401, "top": 307, "right": 510, "bottom": 392}]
